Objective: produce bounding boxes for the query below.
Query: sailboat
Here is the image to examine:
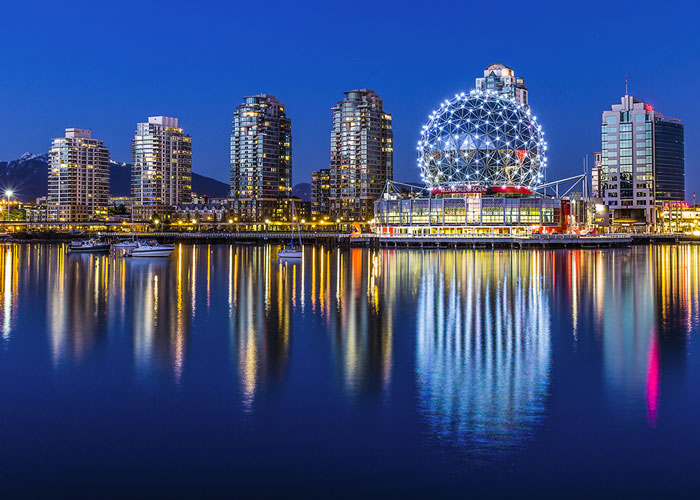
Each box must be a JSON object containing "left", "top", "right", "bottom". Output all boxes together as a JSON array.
[{"left": 278, "top": 200, "right": 303, "bottom": 259}]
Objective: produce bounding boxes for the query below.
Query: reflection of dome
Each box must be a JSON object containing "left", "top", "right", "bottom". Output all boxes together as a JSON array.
[
  {"left": 415, "top": 252, "right": 551, "bottom": 460},
  {"left": 417, "top": 91, "right": 547, "bottom": 191}
]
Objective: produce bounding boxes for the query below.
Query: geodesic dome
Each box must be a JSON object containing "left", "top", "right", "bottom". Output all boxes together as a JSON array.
[{"left": 417, "top": 91, "right": 547, "bottom": 192}]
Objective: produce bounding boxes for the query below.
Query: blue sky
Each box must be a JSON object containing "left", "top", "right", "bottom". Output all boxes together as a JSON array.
[{"left": 2, "top": 0, "right": 699, "bottom": 196}]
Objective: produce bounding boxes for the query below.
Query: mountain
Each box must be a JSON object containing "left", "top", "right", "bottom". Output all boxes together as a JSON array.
[
  {"left": 109, "top": 162, "right": 229, "bottom": 198},
  {"left": 0, "top": 153, "right": 51, "bottom": 201},
  {"left": 191, "top": 173, "right": 229, "bottom": 198},
  {"left": 0, "top": 153, "right": 229, "bottom": 201},
  {"left": 292, "top": 182, "right": 311, "bottom": 202}
]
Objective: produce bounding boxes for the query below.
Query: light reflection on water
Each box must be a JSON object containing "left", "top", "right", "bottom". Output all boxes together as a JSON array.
[
  {"left": 415, "top": 251, "right": 551, "bottom": 459},
  {"left": 0, "top": 242, "right": 699, "bottom": 487}
]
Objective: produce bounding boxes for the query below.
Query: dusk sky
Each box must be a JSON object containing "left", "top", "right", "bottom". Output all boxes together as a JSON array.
[{"left": 2, "top": 0, "right": 699, "bottom": 195}]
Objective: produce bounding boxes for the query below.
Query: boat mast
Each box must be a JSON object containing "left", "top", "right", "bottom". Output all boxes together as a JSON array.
[{"left": 292, "top": 200, "right": 302, "bottom": 246}]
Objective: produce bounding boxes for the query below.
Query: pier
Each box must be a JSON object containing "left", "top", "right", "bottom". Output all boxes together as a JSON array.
[{"left": 87, "top": 231, "right": 700, "bottom": 249}]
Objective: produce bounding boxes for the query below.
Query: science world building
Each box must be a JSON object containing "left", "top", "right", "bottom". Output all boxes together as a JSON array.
[{"left": 374, "top": 88, "right": 571, "bottom": 235}]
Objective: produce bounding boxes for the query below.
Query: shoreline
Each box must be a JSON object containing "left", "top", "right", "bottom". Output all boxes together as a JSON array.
[{"left": 2, "top": 232, "right": 698, "bottom": 249}]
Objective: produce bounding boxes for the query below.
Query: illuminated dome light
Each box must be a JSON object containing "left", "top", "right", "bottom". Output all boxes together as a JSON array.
[{"left": 418, "top": 92, "right": 547, "bottom": 193}]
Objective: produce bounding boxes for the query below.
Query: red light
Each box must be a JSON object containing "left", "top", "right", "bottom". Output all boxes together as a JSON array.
[{"left": 645, "top": 104, "right": 654, "bottom": 111}]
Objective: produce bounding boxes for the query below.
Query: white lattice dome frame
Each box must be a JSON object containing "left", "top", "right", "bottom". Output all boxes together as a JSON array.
[{"left": 417, "top": 91, "right": 547, "bottom": 191}]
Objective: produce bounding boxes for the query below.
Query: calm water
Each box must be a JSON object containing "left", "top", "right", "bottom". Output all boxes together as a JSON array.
[{"left": 0, "top": 243, "right": 699, "bottom": 496}]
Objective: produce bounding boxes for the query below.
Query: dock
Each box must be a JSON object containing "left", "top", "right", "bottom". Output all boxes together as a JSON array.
[{"left": 89, "top": 231, "right": 700, "bottom": 249}]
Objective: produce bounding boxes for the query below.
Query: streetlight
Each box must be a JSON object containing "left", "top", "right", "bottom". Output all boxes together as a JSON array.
[{"left": 4, "top": 190, "right": 12, "bottom": 222}]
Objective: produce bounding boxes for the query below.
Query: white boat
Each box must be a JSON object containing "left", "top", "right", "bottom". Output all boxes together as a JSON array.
[
  {"left": 68, "top": 239, "right": 110, "bottom": 253},
  {"left": 113, "top": 239, "right": 138, "bottom": 250},
  {"left": 278, "top": 201, "right": 303, "bottom": 260},
  {"left": 278, "top": 247, "right": 303, "bottom": 259},
  {"left": 114, "top": 206, "right": 138, "bottom": 250},
  {"left": 126, "top": 240, "right": 174, "bottom": 258}
]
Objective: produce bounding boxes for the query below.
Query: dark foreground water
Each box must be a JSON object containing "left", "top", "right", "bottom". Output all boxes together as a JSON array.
[{"left": 0, "top": 243, "right": 699, "bottom": 497}]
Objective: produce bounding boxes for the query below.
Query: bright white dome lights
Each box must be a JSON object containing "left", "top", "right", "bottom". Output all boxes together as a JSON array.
[{"left": 418, "top": 92, "right": 546, "bottom": 190}]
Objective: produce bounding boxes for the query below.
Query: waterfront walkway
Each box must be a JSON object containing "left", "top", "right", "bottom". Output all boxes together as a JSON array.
[
  {"left": 365, "top": 234, "right": 633, "bottom": 248},
  {"left": 89, "top": 231, "right": 700, "bottom": 249}
]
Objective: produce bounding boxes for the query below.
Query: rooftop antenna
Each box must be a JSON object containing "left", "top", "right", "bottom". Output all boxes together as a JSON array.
[{"left": 625, "top": 74, "right": 629, "bottom": 95}]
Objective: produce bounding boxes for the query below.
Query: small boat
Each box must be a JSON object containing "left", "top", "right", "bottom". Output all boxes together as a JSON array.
[
  {"left": 68, "top": 239, "right": 110, "bottom": 253},
  {"left": 278, "top": 246, "right": 303, "bottom": 259},
  {"left": 126, "top": 240, "right": 174, "bottom": 258},
  {"left": 278, "top": 201, "right": 303, "bottom": 260},
  {"left": 113, "top": 239, "right": 138, "bottom": 250}
]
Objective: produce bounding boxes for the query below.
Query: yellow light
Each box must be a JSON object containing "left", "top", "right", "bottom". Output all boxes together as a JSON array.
[
  {"left": 191, "top": 219, "right": 197, "bottom": 224},
  {"left": 154, "top": 219, "right": 159, "bottom": 224},
  {"left": 301, "top": 219, "right": 305, "bottom": 223},
  {"left": 228, "top": 219, "right": 233, "bottom": 224}
]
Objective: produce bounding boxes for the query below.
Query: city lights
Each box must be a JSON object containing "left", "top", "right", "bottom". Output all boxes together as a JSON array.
[{"left": 418, "top": 92, "right": 546, "bottom": 191}]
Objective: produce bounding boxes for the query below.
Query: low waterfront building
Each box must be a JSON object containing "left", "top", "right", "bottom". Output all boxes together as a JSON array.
[
  {"left": 175, "top": 202, "right": 229, "bottom": 223},
  {"left": 289, "top": 196, "right": 311, "bottom": 221},
  {"left": 48, "top": 128, "right": 110, "bottom": 222},
  {"left": 24, "top": 203, "right": 48, "bottom": 223},
  {"left": 656, "top": 201, "right": 700, "bottom": 233},
  {"left": 109, "top": 196, "right": 133, "bottom": 208},
  {"left": 375, "top": 196, "right": 568, "bottom": 235}
]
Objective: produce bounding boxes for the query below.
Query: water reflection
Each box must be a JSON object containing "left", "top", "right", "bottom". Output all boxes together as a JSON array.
[
  {"left": 312, "top": 247, "right": 395, "bottom": 397},
  {"left": 0, "top": 242, "right": 697, "bottom": 438},
  {"left": 0, "top": 245, "right": 19, "bottom": 345},
  {"left": 591, "top": 246, "right": 700, "bottom": 427},
  {"left": 415, "top": 251, "right": 552, "bottom": 459},
  {"left": 228, "top": 246, "right": 292, "bottom": 410},
  {"left": 47, "top": 250, "right": 111, "bottom": 365},
  {"left": 130, "top": 255, "right": 191, "bottom": 383},
  {"left": 0, "top": 244, "right": 195, "bottom": 380}
]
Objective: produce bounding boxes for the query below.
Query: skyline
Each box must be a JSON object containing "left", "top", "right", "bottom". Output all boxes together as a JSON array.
[{"left": 2, "top": 0, "right": 699, "bottom": 196}]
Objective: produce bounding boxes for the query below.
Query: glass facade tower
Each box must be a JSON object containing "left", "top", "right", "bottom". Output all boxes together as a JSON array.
[
  {"left": 229, "top": 94, "right": 292, "bottom": 221},
  {"left": 132, "top": 116, "right": 192, "bottom": 220},
  {"left": 654, "top": 119, "right": 685, "bottom": 201},
  {"left": 48, "top": 128, "right": 110, "bottom": 222},
  {"left": 601, "top": 95, "right": 684, "bottom": 226},
  {"left": 329, "top": 89, "right": 393, "bottom": 222}
]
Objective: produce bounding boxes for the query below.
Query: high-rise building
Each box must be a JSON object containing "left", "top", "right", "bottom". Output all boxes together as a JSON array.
[
  {"left": 132, "top": 116, "right": 192, "bottom": 220},
  {"left": 591, "top": 152, "right": 602, "bottom": 198},
  {"left": 329, "top": 89, "right": 393, "bottom": 222},
  {"left": 229, "top": 94, "right": 292, "bottom": 221},
  {"left": 311, "top": 168, "right": 330, "bottom": 219},
  {"left": 475, "top": 63, "right": 528, "bottom": 107},
  {"left": 48, "top": 128, "right": 110, "bottom": 221},
  {"left": 601, "top": 95, "right": 684, "bottom": 226}
]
